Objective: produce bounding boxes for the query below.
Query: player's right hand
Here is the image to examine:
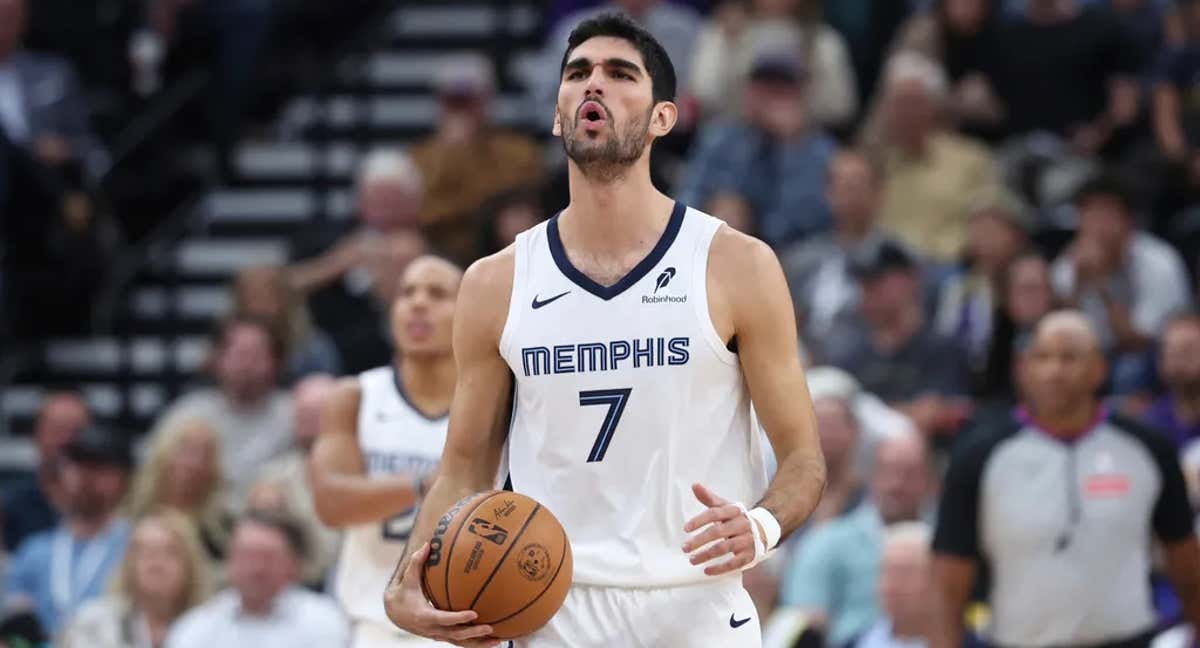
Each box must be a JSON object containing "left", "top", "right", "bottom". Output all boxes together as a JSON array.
[{"left": 384, "top": 541, "right": 502, "bottom": 648}]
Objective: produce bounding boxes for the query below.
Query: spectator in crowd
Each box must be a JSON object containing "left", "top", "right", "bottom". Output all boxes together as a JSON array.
[
  {"left": 822, "top": 240, "right": 972, "bottom": 437},
  {"left": 933, "top": 186, "right": 1034, "bottom": 392},
  {"left": 127, "top": 414, "right": 230, "bottom": 562},
  {"left": 164, "top": 512, "right": 349, "bottom": 648},
  {"left": 782, "top": 149, "right": 896, "bottom": 347},
  {"left": 290, "top": 150, "right": 429, "bottom": 374},
  {"left": 476, "top": 186, "right": 545, "bottom": 256},
  {"left": 689, "top": 0, "right": 857, "bottom": 129},
  {"left": 868, "top": 51, "right": 998, "bottom": 263},
  {"left": 1153, "top": 0, "right": 1200, "bottom": 221},
  {"left": 57, "top": 510, "right": 213, "bottom": 648},
  {"left": 993, "top": 0, "right": 1141, "bottom": 156},
  {"left": 1050, "top": 173, "right": 1192, "bottom": 393},
  {"left": 933, "top": 311, "right": 1200, "bottom": 647},
  {"left": 0, "top": 0, "right": 107, "bottom": 178},
  {"left": 977, "top": 251, "right": 1059, "bottom": 403},
  {"left": 532, "top": 0, "right": 702, "bottom": 117},
  {"left": 855, "top": 522, "right": 939, "bottom": 648},
  {"left": 232, "top": 265, "right": 341, "bottom": 380},
  {"left": 155, "top": 317, "right": 293, "bottom": 510},
  {"left": 0, "top": 391, "right": 89, "bottom": 552},
  {"left": 3, "top": 426, "right": 133, "bottom": 637},
  {"left": 777, "top": 431, "right": 935, "bottom": 648},
  {"left": 806, "top": 366, "right": 919, "bottom": 476},
  {"left": 250, "top": 374, "right": 341, "bottom": 588},
  {"left": 409, "top": 55, "right": 542, "bottom": 265},
  {"left": 887, "top": 0, "right": 1006, "bottom": 141},
  {"left": 0, "top": 126, "right": 107, "bottom": 340},
  {"left": 677, "top": 48, "right": 836, "bottom": 247},
  {"left": 1143, "top": 311, "right": 1200, "bottom": 449},
  {"left": 807, "top": 395, "right": 867, "bottom": 525}
]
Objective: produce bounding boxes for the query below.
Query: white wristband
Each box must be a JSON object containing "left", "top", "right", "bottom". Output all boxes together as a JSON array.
[
  {"left": 733, "top": 503, "right": 781, "bottom": 569},
  {"left": 747, "top": 506, "right": 782, "bottom": 553}
]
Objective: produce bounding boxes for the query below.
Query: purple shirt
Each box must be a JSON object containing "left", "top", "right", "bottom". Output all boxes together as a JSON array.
[{"left": 1143, "top": 395, "right": 1200, "bottom": 449}]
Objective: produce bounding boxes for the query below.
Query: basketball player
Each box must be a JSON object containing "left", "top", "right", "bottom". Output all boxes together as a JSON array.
[
  {"left": 384, "top": 14, "right": 825, "bottom": 648},
  {"left": 312, "top": 255, "right": 463, "bottom": 647}
]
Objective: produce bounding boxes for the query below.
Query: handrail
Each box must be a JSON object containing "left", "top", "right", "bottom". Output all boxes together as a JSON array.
[{"left": 97, "top": 69, "right": 212, "bottom": 183}]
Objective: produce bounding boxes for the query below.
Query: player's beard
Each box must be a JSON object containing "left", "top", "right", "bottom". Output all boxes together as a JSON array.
[{"left": 560, "top": 103, "right": 651, "bottom": 183}]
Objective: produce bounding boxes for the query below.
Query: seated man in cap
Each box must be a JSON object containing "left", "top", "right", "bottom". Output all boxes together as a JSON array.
[
  {"left": 3, "top": 425, "right": 134, "bottom": 638},
  {"left": 677, "top": 47, "right": 837, "bottom": 249},
  {"left": 821, "top": 240, "right": 973, "bottom": 438}
]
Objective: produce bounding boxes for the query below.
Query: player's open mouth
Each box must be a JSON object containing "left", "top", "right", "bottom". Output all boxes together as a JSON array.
[{"left": 579, "top": 101, "right": 607, "bottom": 128}]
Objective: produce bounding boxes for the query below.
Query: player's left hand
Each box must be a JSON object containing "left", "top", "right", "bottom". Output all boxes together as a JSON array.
[{"left": 681, "top": 483, "right": 761, "bottom": 576}]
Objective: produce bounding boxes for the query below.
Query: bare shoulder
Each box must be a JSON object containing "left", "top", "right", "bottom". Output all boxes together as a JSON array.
[
  {"left": 322, "top": 378, "right": 363, "bottom": 434},
  {"left": 456, "top": 245, "right": 518, "bottom": 349},
  {"left": 708, "top": 225, "right": 788, "bottom": 305}
]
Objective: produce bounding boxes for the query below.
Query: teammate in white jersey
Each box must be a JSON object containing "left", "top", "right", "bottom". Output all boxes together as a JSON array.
[
  {"left": 312, "top": 256, "right": 462, "bottom": 648},
  {"left": 384, "top": 14, "right": 825, "bottom": 648}
]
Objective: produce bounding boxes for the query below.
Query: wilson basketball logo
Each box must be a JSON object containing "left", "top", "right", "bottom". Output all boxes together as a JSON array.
[{"left": 517, "top": 543, "right": 552, "bottom": 581}]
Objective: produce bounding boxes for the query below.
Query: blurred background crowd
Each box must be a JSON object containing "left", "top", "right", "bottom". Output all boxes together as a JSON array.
[{"left": 4, "top": 0, "right": 1200, "bottom": 646}]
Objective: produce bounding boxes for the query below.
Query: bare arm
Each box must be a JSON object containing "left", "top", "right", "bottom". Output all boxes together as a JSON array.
[
  {"left": 383, "top": 250, "right": 515, "bottom": 645},
  {"left": 1154, "top": 83, "right": 1189, "bottom": 161},
  {"left": 682, "top": 229, "right": 825, "bottom": 575},
  {"left": 288, "top": 234, "right": 365, "bottom": 294},
  {"left": 724, "top": 234, "right": 825, "bottom": 538},
  {"left": 932, "top": 555, "right": 976, "bottom": 648},
  {"left": 1164, "top": 536, "right": 1200, "bottom": 630},
  {"left": 309, "top": 379, "right": 426, "bottom": 527}
]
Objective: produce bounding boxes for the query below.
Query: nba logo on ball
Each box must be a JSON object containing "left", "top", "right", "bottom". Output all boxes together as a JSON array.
[
  {"left": 422, "top": 491, "right": 573, "bottom": 639},
  {"left": 518, "top": 544, "right": 551, "bottom": 581}
]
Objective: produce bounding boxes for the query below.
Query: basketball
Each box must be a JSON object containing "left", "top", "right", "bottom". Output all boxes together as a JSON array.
[{"left": 421, "top": 490, "right": 573, "bottom": 639}]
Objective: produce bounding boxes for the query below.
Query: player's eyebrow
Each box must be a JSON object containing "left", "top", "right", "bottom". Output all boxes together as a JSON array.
[{"left": 563, "top": 57, "right": 644, "bottom": 78}]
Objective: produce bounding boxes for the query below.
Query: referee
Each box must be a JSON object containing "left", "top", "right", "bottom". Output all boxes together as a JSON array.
[{"left": 933, "top": 310, "right": 1200, "bottom": 648}]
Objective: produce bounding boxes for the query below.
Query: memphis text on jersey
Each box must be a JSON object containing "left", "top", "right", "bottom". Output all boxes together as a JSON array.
[{"left": 520, "top": 337, "right": 691, "bottom": 377}]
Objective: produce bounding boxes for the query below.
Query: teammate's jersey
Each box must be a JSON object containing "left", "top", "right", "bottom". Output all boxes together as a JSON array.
[
  {"left": 335, "top": 366, "right": 448, "bottom": 627},
  {"left": 499, "top": 203, "right": 768, "bottom": 588}
]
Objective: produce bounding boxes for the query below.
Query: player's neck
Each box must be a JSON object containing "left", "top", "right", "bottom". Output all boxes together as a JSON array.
[
  {"left": 561, "top": 162, "right": 675, "bottom": 252},
  {"left": 395, "top": 356, "right": 455, "bottom": 417}
]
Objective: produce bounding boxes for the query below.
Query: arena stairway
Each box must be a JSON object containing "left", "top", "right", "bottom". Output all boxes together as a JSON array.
[{"left": 1, "top": 1, "right": 549, "bottom": 454}]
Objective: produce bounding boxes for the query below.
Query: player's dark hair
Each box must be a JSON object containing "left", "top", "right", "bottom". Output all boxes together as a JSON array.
[
  {"left": 1073, "top": 171, "right": 1138, "bottom": 216},
  {"left": 560, "top": 13, "right": 677, "bottom": 103}
]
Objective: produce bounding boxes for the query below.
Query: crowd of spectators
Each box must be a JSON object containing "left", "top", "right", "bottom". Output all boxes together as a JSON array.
[{"left": 5, "top": 0, "right": 1200, "bottom": 646}]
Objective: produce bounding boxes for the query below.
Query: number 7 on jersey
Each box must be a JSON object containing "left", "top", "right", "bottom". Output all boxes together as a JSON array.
[{"left": 579, "top": 388, "right": 632, "bottom": 462}]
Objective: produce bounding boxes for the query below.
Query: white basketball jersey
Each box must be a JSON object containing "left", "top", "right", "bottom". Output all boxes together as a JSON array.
[
  {"left": 499, "top": 203, "right": 768, "bottom": 588},
  {"left": 335, "top": 366, "right": 448, "bottom": 627}
]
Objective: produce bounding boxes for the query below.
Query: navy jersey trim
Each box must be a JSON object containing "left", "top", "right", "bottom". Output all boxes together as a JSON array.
[
  {"left": 546, "top": 201, "right": 686, "bottom": 301},
  {"left": 391, "top": 366, "right": 450, "bottom": 422}
]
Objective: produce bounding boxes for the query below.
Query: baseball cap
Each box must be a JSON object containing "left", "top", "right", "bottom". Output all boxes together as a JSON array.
[
  {"left": 63, "top": 425, "right": 134, "bottom": 469},
  {"left": 748, "top": 47, "right": 806, "bottom": 85},
  {"left": 848, "top": 239, "right": 919, "bottom": 280},
  {"left": 969, "top": 185, "right": 1035, "bottom": 233}
]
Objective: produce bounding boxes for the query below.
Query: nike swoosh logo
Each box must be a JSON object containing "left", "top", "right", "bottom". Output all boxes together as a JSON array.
[
  {"left": 531, "top": 291, "right": 570, "bottom": 309},
  {"left": 729, "top": 614, "right": 751, "bottom": 629}
]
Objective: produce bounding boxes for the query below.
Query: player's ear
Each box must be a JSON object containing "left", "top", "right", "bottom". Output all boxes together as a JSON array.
[
  {"left": 648, "top": 101, "right": 677, "bottom": 138},
  {"left": 552, "top": 109, "right": 563, "bottom": 137}
]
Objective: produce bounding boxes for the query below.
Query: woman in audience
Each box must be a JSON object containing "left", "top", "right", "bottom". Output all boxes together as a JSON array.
[
  {"left": 57, "top": 510, "right": 213, "bottom": 648},
  {"left": 933, "top": 186, "right": 1032, "bottom": 395},
  {"left": 129, "top": 414, "right": 231, "bottom": 562},
  {"left": 979, "top": 251, "right": 1058, "bottom": 402},
  {"left": 232, "top": 265, "right": 341, "bottom": 380},
  {"left": 689, "top": 0, "right": 858, "bottom": 128}
]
